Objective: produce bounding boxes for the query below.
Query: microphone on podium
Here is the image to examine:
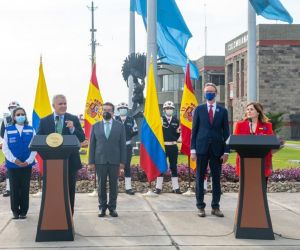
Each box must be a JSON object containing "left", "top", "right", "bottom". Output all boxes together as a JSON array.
[{"left": 248, "top": 118, "right": 254, "bottom": 135}]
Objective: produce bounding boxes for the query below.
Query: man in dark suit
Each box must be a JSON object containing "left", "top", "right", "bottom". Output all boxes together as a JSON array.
[
  {"left": 37, "top": 94, "right": 85, "bottom": 215},
  {"left": 191, "top": 83, "right": 230, "bottom": 218},
  {"left": 89, "top": 102, "right": 126, "bottom": 218}
]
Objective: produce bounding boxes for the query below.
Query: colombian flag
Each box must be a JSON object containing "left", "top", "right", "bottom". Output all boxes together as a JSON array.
[
  {"left": 140, "top": 60, "right": 167, "bottom": 182},
  {"left": 84, "top": 63, "right": 103, "bottom": 140},
  {"left": 180, "top": 62, "right": 198, "bottom": 169},
  {"left": 32, "top": 58, "right": 52, "bottom": 174}
]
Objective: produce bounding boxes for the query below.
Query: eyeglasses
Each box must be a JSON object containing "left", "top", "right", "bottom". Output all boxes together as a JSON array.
[{"left": 15, "top": 113, "right": 25, "bottom": 116}]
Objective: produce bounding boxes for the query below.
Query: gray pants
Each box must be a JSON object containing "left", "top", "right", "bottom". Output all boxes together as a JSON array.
[{"left": 96, "top": 164, "right": 119, "bottom": 211}]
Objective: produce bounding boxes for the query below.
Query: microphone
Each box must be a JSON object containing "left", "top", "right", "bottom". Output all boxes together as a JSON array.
[{"left": 248, "top": 118, "right": 254, "bottom": 135}]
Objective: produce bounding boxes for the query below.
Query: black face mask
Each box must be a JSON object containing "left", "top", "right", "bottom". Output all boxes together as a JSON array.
[{"left": 103, "top": 112, "right": 112, "bottom": 120}]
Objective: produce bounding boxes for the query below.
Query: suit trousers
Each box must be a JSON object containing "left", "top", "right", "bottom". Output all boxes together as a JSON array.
[
  {"left": 68, "top": 169, "right": 77, "bottom": 215},
  {"left": 96, "top": 164, "right": 119, "bottom": 211},
  {"left": 196, "top": 145, "right": 222, "bottom": 209},
  {"left": 124, "top": 145, "right": 132, "bottom": 177},
  {"left": 7, "top": 167, "right": 32, "bottom": 215}
]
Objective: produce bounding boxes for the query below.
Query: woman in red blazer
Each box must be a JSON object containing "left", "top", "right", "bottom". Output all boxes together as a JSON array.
[{"left": 234, "top": 102, "right": 273, "bottom": 179}]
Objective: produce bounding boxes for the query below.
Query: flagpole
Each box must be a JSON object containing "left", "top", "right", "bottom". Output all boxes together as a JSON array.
[
  {"left": 128, "top": 0, "right": 135, "bottom": 108},
  {"left": 247, "top": 1, "right": 257, "bottom": 102},
  {"left": 182, "top": 156, "right": 195, "bottom": 196}
]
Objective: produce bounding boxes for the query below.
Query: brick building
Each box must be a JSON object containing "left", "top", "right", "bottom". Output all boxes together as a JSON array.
[{"left": 225, "top": 24, "right": 300, "bottom": 139}]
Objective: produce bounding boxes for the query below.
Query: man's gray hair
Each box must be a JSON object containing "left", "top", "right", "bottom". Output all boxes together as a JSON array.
[
  {"left": 52, "top": 94, "right": 67, "bottom": 104},
  {"left": 203, "top": 82, "right": 218, "bottom": 93}
]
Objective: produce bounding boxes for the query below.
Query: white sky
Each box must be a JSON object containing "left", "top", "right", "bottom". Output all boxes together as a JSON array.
[{"left": 0, "top": 0, "right": 299, "bottom": 117}]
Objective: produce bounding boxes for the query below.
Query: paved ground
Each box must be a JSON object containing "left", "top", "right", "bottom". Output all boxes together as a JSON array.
[{"left": 0, "top": 192, "right": 300, "bottom": 249}]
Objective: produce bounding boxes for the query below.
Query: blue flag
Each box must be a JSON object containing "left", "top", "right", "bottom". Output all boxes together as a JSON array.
[
  {"left": 131, "top": 0, "right": 199, "bottom": 79},
  {"left": 250, "top": 0, "right": 293, "bottom": 24}
]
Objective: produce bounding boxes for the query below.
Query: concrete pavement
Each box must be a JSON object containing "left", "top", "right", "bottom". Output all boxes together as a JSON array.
[{"left": 0, "top": 192, "right": 300, "bottom": 249}]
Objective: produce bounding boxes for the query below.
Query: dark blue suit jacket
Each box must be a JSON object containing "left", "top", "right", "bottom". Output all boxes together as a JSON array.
[
  {"left": 37, "top": 112, "right": 85, "bottom": 172},
  {"left": 191, "top": 103, "right": 230, "bottom": 157}
]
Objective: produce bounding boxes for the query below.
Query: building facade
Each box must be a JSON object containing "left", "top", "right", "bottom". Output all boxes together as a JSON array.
[
  {"left": 157, "top": 56, "right": 225, "bottom": 117},
  {"left": 225, "top": 24, "right": 300, "bottom": 139}
]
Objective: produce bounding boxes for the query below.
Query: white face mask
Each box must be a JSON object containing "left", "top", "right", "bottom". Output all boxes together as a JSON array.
[
  {"left": 119, "top": 108, "right": 128, "bottom": 116},
  {"left": 165, "top": 109, "right": 174, "bottom": 116}
]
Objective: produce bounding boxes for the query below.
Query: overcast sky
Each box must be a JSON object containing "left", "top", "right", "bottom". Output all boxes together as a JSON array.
[{"left": 0, "top": 0, "right": 299, "bottom": 117}]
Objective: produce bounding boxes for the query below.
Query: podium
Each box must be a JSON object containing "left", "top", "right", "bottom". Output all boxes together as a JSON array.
[
  {"left": 30, "top": 135, "right": 80, "bottom": 242},
  {"left": 227, "top": 135, "right": 280, "bottom": 240}
]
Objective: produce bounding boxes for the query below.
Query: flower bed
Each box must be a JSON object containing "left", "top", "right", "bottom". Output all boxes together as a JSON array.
[{"left": 1, "top": 163, "right": 300, "bottom": 183}]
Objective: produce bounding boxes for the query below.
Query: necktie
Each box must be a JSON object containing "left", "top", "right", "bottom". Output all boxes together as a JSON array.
[
  {"left": 104, "top": 122, "right": 111, "bottom": 139},
  {"left": 209, "top": 105, "right": 214, "bottom": 124},
  {"left": 55, "top": 116, "right": 63, "bottom": 134}
]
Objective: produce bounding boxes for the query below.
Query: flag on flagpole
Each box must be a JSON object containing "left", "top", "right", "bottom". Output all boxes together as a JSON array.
[
  {"left": 180, "top": 62, "right": 198, "bottom": 169},
  {"left": 249, "top": 0, "right": 293, "bottom": 24},
  {"left": 140, "top": 60, "right": 168, "bottom": 182},
  {"left": 32, "top": 57, "right": 52, "bottom": 175},
  {"left": 84, "top": 63, "right": 103, "bottom": 140}
]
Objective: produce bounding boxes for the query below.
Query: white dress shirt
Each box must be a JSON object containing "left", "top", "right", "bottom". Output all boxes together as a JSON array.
[{"left": 2, "top": 124, "right": 37, "bottom": 164}]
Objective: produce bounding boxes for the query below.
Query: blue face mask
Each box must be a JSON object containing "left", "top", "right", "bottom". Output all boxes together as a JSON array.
[
  {"left": 205, "top": 92, "right": 216, "bottom": 101},
  {"left": 16, "top": 115, "right": 26, "bottom": 124},
  {"left": 119, "top": 108, "right": 128, "bottom": 116}
]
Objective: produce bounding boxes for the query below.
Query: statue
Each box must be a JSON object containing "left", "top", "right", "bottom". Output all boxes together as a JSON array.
[{"left": 122, "top": 53, "right": 146, "bottom": 116}]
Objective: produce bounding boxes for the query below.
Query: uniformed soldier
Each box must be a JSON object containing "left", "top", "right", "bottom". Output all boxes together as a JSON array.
[
  {"left": 115, "top": 102, "right": 138, "bottom": 195},
  {"left": 154, "top": 101, "right": 182, "bottom": 194},
  {"left": 1, "top": 101, "right": 20, "bottom": 197}
]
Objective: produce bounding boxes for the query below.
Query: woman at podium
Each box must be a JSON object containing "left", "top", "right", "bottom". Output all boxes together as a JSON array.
[
  {"left": 234, "top": 102, "right": 273, "bottom": 180},
  {"left": 2, "top": 107, "right": 36, "bottom": 219}
]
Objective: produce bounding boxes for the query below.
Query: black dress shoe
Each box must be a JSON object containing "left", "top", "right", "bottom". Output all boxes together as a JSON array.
[
  {"left": 19, "top": 214, "right": 27, "bottom": 219},
  {"left": 153, "top": 188, "right": 161, "bottom": 194},
  {"left": 3, "top": 190, "right": 10, "bottom": 197},
  {"left": 109, "top": 210, "right": 118, "bottom": 217},
  {"left": 125, "top": 189, "right": 135, "bottom": 195},
  {"left": 98, "top": 209, "right": 106, "bottom": 217},
  {"left": 172, "top": 189, "right": 182, "bottom": 194},
  {"left": 12, "top": 213, "right": 19, "bottom": 219}
]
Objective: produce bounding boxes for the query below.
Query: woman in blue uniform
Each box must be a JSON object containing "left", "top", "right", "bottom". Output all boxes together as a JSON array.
[{"left": 2, "top": 107, "right": 36, "bottom": 219}]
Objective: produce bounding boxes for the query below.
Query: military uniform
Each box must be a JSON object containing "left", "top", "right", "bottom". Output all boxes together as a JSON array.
[{"left": 115, "top": 115, "right": 138, "bottom": 194}]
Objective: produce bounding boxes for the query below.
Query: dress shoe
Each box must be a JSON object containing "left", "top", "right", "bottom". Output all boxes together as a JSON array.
[
  {"left": 3, "top": 190, "right": 10, "bottom": 197},
  {"left": 211, "top": 208, "right": 224, "bottom": 217},
  {"left": 12, "top": 213, "right": 19, "bottom": 219},
  {"left": 198, "top": 208, "right": 206, "bottom": 217},
  {"left": 19, "top": 214, "right": 27, "bottom": 219},
  {"left": 109, "top": 210, "right": 118, "bottom": 217},
  {"left": 153, "top": 188, "right": 161, "bottom": 194},
  {"left": 98, "top": 209, "right": 106, "bottom": 217},
  {"left": 125, "top": 189, "right": 135, "bottom": 195},
  {"left": 172, "top": 189, "right": 182, "bottom": 194}
]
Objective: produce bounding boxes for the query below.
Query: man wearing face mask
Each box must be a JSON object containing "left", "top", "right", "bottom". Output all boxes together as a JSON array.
[
  {"left": 154, "top": 101, "right": 181, "bottom": 194},
  {"left": 0, "top": 101, "right": 20, "bottom": 197},
  {"left": 191, "top": 83, "right": 230, "bottom": 218},
  {"left": 89, "top": 102, "right": 126, "bottom": 218},
  {"left": 115, "top": 102, "right": 138, "bottom": 195}
]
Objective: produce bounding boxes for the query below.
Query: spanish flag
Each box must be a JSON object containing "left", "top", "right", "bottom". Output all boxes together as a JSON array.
[
  {"left": 84, "top": 63, "right": 103, "bottom": 140},
  {"left": 140, "top": 60, "right": 168, "bottom": 182},
  {"left": 32, "top": 57, "right": 52, "bottom": 174},
  {"left": 180, "top": 62, "right": 198, "bottom": 169}
]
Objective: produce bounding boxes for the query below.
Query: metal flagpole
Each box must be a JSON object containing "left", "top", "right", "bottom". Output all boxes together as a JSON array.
[
  {"left": 143, "top": 0, "right": 158, "bottom": 197},
  {"left": 182, "top": 156, "right": 195, "bottom": 196},
  {"left": 247, "top": 1, "right": 257, "bottom": 102},
  {"left": 128, "top": 1, "right": 135, "bottom": 109}
]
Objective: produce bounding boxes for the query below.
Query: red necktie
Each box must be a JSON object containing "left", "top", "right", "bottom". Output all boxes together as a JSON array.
[{"left": 209, "top": 105, "right": 213, "bottom": 124}]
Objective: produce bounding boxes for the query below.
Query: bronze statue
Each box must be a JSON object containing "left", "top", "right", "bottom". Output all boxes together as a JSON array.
[{"left": 122, "top": 53, "right": 146, "bottom": 116}]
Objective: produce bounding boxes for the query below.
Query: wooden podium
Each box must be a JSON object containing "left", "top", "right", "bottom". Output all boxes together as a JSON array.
[
  {"left": 228, "top": 135, "right": 280, "bottom": 240},
  {"left": 30, "top": 135, "right": 80, "bottom": 242}
]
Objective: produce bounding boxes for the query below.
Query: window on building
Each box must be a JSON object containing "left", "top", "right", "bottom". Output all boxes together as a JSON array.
[
  {"left": 227, "top": 64, "right": 233, "bottom": 83},
  {"left": 162, "top": 73, "right": 185, "bottom": 91},
  {"left": 209, "top": 74, "right": 225, "bottom": 85},
  {"left": 236, "top": 61, "right": 240, "bottom": 98},
  {"left": 241, "top": 59, "right": 245, "bottom": 97}
]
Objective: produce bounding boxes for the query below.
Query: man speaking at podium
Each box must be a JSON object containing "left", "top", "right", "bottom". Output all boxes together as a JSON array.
[{"left": 37, "top": 94, "right": 85, "bottom": 215}]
